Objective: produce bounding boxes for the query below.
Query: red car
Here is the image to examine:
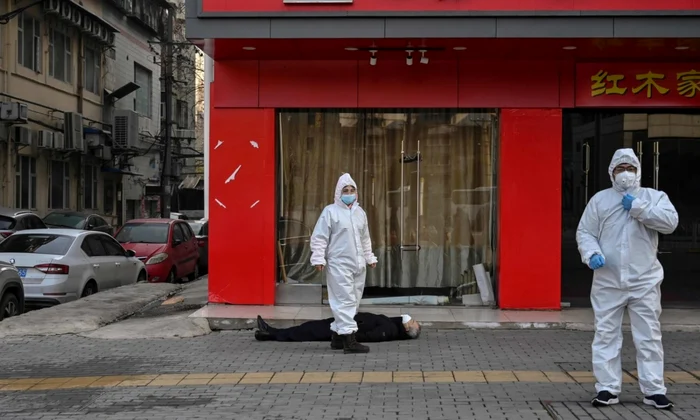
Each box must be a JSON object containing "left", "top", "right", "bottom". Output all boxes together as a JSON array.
[{"left": 115, "top": 219, "right": 199, "bottom": 283}]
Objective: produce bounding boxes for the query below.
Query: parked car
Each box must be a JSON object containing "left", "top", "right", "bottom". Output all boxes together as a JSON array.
[
  {"left": 0, "top": 260, "right": 24, "bottom": 321},
  {"left": 169, "top": 212, "right": 189, "bottom": 220},
  {"left": 188, "top": 219, "right": 208, "bottom": 273},
  {"left": 116, "top": 219, "right": 199, "bottom": 283},
  {"left": 43, "top": 211, "right": 114, "bottom": 236},
  {"left": 0, "top": 207, "right": 47, "bottom": 240},
  {"left": 0, "top": 229, "right": 146, "bottom": 307}
]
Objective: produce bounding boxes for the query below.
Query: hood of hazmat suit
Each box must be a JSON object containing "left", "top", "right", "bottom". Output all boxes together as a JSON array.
[
  {"left": 576, "top": 148, "right": 678, "bottom": 397},
  {"left": 310, "top": 173, "right": 378, "bottom": 335}
]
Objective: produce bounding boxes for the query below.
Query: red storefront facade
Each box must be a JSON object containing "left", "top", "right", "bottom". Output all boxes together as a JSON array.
[{"left": 187, "top": 0, "right": 700, "bottom": 310}]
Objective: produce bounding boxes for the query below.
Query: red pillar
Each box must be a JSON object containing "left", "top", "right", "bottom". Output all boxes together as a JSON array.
[
  {"left": 498, "top": 109, "right": 562, "bottom": 310},
  {"left": 208, "top": 108, "right": 276, "bottom": 305}
]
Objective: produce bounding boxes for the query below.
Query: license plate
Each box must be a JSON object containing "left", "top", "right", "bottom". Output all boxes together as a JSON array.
[{"left": 17, "top": 268, "right": 27, "bottom": 278}]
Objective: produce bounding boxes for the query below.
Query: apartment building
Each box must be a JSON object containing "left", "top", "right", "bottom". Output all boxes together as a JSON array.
[{"left": 0, "top": 0, "right": 173, "bottom": 226}]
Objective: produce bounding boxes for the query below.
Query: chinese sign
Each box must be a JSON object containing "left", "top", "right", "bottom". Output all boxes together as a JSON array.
[{"left": 575, "top": 63, "right": 700, "bottom": 107}]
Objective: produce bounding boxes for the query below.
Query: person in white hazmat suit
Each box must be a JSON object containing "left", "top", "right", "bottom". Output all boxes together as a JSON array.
[
  {"left": 310, "top": 173, "right": 378, "bottom": 354},
  {"left": 576, "top": 148, "right": 678, "bottom": 410}
]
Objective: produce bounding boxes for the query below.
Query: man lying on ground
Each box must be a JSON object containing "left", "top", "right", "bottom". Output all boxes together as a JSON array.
[{"left": 254, "top": 312, "right": 421, "bottom": 347}]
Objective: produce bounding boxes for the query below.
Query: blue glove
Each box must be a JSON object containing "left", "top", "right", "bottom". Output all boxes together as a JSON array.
[
  {"left": 588, "top": 254, "right": 605, "bottom": 270},
  {"left": 622, "top": 194, "right": 635, "bottom": 211}
]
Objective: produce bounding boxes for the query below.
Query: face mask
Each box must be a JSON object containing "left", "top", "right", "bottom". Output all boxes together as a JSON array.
[
  {"left": 614, "top": 171, "right": 636, "bottom": 190},
  {"left": 341, "top": 194, "right": 356, "bottom": 205}
]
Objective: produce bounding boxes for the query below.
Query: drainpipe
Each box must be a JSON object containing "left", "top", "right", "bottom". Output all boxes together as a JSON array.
[
  {"left": 203, "top": 54, "right": 212, "bottom": 219},
  {"left": 3, "top": 0, "right": 11, "bottom": 205},
  {"left": 76, "top": 33, "right": 85, "bottom": 211}
]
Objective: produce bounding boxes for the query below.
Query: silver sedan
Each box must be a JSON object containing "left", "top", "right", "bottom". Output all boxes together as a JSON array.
[{"left": 0, "top": 229, "right": 147, "bottom": 307}]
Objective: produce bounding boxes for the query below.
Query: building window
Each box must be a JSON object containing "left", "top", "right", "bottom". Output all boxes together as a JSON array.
[
  {"left": 17, "top": 13, "right": 41, "bottom": 72},
  {"left": 49, "top": 161, "right": 71, "bottom": 209},
  {"left": 15, "top": 156, "right": 37, "bottom": 210},
  {"left": 84, "top": 45, "right": 101, "bottom": 94},
  {"left": 48, "top": 28, "right": 72, "bottom": 83},
  {"left": 134, "top": 63, "right": 152, "bottom": 118},
  {"left": 176, "top": 99, "right": 189, "bottom": 129},
  {"left": 84, "top": 165, "right": 99, "bottom": 209}
]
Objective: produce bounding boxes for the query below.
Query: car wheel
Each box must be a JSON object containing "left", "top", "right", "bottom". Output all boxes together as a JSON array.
[
  {"left": 137, "top": 270, "right": 147, "bottom": 283},
  {"left": 188, "top": 262, "right": 199, "bottom": 281},
  {"left": 81, "top": 281, "right": 98, "bottom": 298},
  {"left": 167, "top": 268, "right": 178, "bottom": 284},
  {"left": 0, "top": 292, "right": 20, "bottom": 321}
]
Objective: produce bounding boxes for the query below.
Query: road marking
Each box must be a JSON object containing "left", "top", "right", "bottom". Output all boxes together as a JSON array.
[{"left": 0, "top": 370, "right": 697, "bottom": 392}]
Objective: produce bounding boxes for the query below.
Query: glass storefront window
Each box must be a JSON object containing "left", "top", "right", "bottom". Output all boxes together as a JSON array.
[
  {"left": 562, "top": 110, "right": 700, "bottom": 307},
  {"left": 278, "top": 109, "right": 498, "bottom": 304}
]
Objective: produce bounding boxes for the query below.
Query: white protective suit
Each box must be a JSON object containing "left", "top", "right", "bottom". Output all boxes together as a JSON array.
[
  {"left": 576, "top": 148, "right": 678, "bottom": 397},
  {"left": 310, "top": 174, "right": 378, "bottom": 335}
]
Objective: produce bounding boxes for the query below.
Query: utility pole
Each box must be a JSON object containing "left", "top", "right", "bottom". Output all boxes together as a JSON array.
[{"left": 160, "top": 2, "right": 175, "bottom": 218}]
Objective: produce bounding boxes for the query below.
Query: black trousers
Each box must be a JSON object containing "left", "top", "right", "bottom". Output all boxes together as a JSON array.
[{"left": 272, "top": 318, "right": 335, "bottom": 342}]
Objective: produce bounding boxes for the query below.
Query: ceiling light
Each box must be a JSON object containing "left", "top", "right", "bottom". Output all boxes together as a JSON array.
[
  {"left": 419, "top": 50, "right": 429, "bottom": 65},
  {"left": 562, "top": 46, "right": 577, "bottom": 50},
  {"left": 369, "top": 50, "right": 377, "bottom": 66},
  {"left": 242, "top": 46, "right": 256, "bottom": 51},
  {"left": 453, "top": 46, "right": 466, "bottom": 51},
  {"left": 345, "top": 47, "right": 358, "bottom": 51},
  {"left": 406, "top": 50, "right": 413, "bottom": 66},
  {"left": 675, "top": 46, "right": 689, "bottom": 50}
]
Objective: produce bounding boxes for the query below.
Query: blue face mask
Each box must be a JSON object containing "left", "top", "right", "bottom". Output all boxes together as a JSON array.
[{"left": 341, "top": 194, "right": 356, "bottom": 205}]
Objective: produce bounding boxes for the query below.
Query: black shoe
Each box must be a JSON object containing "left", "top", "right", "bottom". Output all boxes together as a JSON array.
[
  {"left": 257, "top": 315, "right": 270, "bottom": 332},
  {"left": 342, "top": 332, "right": 369, "bottom": 354},
  {"left": 592, "top": 391, "right": 619, "bottom": 407},
  {"left": 643, "top": 394, "right": 674, "bottom": 410},
  {"left": 331, "top": 332, "right": 343, "bottom": 350},
  {"left": 254, "top": 330, "right": 274, "bottom": 341}
]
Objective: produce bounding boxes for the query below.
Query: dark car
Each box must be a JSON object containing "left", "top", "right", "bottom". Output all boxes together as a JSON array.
[
  {"left": 43, "top": 211, "right": 114, "bottom": 236},
  {"left": 0, "top": 207, "right": 47, "bottom": 240},
  {"left": 188, "top": 219, "right": 208, "bottom": 273}
]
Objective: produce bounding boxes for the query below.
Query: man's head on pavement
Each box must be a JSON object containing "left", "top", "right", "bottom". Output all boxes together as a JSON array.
[
  {"left": 608, "top": 148, "right": 641, "bottom": 193},
  {"left": 401, "top": 315, "right": 421, "bottom": 339}
]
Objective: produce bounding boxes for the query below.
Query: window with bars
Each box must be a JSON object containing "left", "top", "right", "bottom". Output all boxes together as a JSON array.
[
  {"left": 84, "top": 44, "right": 101, "bottom": 94},
  {"left": 49, "top": 28, "right": 72, "bottom": 83},
  {"left": 15, "top": 156, "right": 37, "bottom": 210},
  {"left": 49, "top": 161, "right": 71, "bottom": 209},
  {"left": 17, "top": 13, "right": 42, "bottom": 72}
]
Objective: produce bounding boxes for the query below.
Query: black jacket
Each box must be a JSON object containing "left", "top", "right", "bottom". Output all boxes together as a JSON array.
[{"left": 354, "top": 312, "right": 411, "bottom": 342}]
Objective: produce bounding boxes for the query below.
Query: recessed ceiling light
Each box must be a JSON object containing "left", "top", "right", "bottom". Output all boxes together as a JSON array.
[
  {"left": 345, "top": 47, "right": 358, "bottom": 51},
  {"left": 242, "top": 46, "right": 256, "bottom": 51},
  {"left": 675, "top": 46, "right": 689, "bottom": 50},
  {"left": 453, "top": 46, "right": 467, "bottom": 51},
  {"left": 562, "top": 46, "right": 577, "bottom": 50}
]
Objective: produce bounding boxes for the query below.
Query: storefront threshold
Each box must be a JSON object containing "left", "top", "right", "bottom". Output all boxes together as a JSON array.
[{"left": 190, "top": 305, "right": 700, "bottom": 333}]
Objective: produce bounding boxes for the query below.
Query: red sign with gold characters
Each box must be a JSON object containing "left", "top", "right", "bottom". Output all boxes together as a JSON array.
[{"left": 575, "top": 63, "right": 700, "bottom": 107}]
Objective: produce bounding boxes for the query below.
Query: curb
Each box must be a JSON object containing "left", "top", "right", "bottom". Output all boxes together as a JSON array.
[{"left": 206, "top": 318, "right": 700, "bottom": 332}]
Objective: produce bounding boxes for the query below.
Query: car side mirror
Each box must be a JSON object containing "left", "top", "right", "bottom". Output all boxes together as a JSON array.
[{"left": 126, "top": 249, "right": 136, "bottom": 257}]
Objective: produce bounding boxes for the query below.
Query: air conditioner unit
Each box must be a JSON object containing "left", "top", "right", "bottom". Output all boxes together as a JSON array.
[
  {"left": 175, "top": 129, "right": 195, "bottom": 139},
  {"left": 0, "top": 102, "right": 29, "bottom": 123},
  {"left": 15, "top": 126, "right": 31, "bottom": 146},
  {"left": 63, "top": 112, "right": 84, "bottom": 150},
  {"left": 53, "top": 132, "right": 65, "bottom": 149},
  {"left": 112, "top": 109, "right": 139, "bottom": 149},
  {"left": 95, "top": 145, "right": 112, "bottom": 161},
  {"left": 81, "top": 16, "right": 92, "bottom": 33},
  {"left": 106, "top": 32, "right": 115, "bottom": 46},
  {"left": 71, "top": 8, "right": 82, "bottom": 26},
  {"left": 36, "top": 130, "right": 54, "bottom": 148},
  {"left": 43, "top": 0, "right": 60, "bottom": 14},
  {"left": 60, "top": 2, "right": 72, "bottom": 20},
  {"left": 91, "top": 22, "right": 101, "bottom": 37},
  {"left": 100, "top": 30, "right": 110, "bottom": 44}
]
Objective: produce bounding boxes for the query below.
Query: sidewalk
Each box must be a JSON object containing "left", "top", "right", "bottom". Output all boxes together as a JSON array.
[{"left": 192, "top": 304, "right": 700, "bottom": 332}]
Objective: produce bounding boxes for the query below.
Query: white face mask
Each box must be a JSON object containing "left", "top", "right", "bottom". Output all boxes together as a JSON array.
[{"left": 614, "top": 171, "right": 636, "bottom": 190}]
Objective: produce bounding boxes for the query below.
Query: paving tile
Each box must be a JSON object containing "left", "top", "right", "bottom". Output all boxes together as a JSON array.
[
  {"left": 300, "top": 372, "right": 332, "bottom": 383},
  {"left": 513, "top": 371, "right": 548, "bottom": 382},
  {"left": 543, "top": 371, "right": 574, "bottom": 383},
  {"left": 269, "top": 372, "right": 303, "bottom": 384},
  {"left": 362, "top": 372, "right": 392, "bottom": 383},
  {"left": 331, "top": 372, "right": 363, "bottom": 383},
  {"left": 454, "top": 371, "right": 487, "bottom": 382},
  {"left": 484, "top": 371, "right": 518, "bottom": 383}
]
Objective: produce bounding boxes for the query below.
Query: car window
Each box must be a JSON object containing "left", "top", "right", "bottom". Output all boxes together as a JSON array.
[
  {"left": 187, "top": 222, "right": 202, "bottom": 235},
  {"left": 201, "top": 222, "right": 208, "bottom": 236},
  {"left": 179, "top": 223, "right": 193, "bottom": 240},
  {"left": 29, "top": 215, "right": 46, "bottom": 229},
  {"left": 0, "top": 215, "right": 15, "bottom": 230},
  {"left": 93, "top": 217, "right": 107, "bottom": 227},
  {"left": 43, "top": 212, "right": 86, "bottom": 229},
  {"left": 81, "top": 235, "right": 107, "bottom": 257},
  {"left": 172, "top": 224, "right": 185, "bottom": 243},
  {"left": 0, "top": 234, "right": 74, "bottom": 255},
  {"left": 115, "top": 223, "right": 169, "bottom": 244},
  {"left": 100, "top": 235, "right": 126, "bottom": 257},
  {"left": 14, "top": 217, "right": 27, "bottom": 231}
]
